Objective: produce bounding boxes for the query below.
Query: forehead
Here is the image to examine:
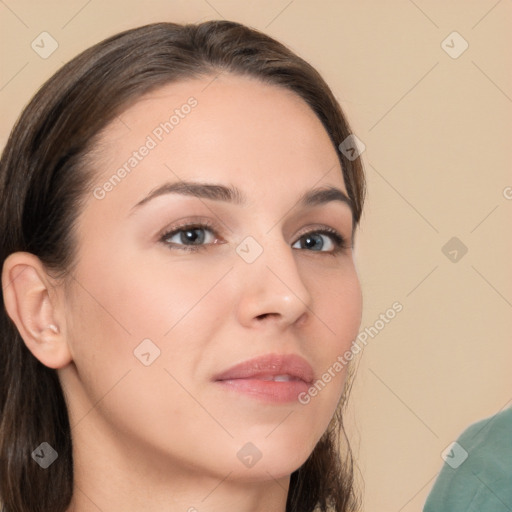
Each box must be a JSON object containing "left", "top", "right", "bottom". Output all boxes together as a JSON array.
[{"left": 90, "top": 73, "right": 347, "bottom": 212}]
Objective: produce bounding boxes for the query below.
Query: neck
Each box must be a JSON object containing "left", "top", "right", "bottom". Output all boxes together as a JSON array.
[{"left": 66, "top": 413, "right": 290, "bottom": 512}]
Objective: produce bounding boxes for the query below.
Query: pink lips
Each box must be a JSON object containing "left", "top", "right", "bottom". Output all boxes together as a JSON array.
[{"left": 213, "top": 353, "right": 314, "bottom": 403}]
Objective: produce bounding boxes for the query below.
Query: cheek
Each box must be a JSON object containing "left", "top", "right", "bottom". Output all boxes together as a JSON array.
[
  {"left": 329, "top": 274, "right": 362, "bottom": 352},
  {"left": 308, "top": 261, "right": 362, "bottom": 356},
  {"left": 298, "top": 264, "right": 362, "bottom": 414},
  {"left": 63, "top": 255, "right": 226, "bottom": 447},
  {"left": 65, "top": 250, "right": 231, "bottom": 400},
  {"left": 70, "top": 246, "right": 226, "bottom": 340}
]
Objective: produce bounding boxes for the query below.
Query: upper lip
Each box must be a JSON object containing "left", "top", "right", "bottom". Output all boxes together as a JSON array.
[{"left": 213, "top": 353, "right": 315, "bottom": 384}]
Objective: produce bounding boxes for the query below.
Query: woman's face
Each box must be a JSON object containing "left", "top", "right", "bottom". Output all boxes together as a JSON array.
[{"left": 58, "top": 73, "right": 362, "bottom": 484}]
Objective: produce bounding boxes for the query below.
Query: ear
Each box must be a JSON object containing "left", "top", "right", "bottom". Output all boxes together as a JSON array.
[{"left": 1, "top": 252, "right": 72, "bottom": 369}]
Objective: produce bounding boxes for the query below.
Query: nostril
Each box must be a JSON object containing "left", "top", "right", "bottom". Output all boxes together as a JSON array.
[{"left": 256, "top": 313, "right": 274, "bottom": 321}]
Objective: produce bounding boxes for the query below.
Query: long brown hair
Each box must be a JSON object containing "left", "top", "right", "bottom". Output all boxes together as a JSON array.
[{"left": 0, "top": 20, "right": 365, "bottom": 511}]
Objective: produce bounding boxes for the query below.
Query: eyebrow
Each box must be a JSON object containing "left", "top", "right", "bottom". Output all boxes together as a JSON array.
[{"left": 130, "top": 180, "right": 354, "bottom": 215}]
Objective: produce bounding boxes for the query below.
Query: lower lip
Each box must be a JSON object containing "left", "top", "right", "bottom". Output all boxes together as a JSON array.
[{"left": 216, "top": 378, "right": 310, "bottom": 403}]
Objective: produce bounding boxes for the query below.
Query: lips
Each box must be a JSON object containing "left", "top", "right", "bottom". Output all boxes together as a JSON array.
[{"left": 213, "top": 353, "right": 314, "bottom": 403}]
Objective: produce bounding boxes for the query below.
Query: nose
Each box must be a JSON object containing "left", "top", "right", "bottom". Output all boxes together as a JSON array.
[{"left": 234, "top": 236, "right": 313, "bottom": 330}]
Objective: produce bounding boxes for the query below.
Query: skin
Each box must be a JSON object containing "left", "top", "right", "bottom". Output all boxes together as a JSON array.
[{"left": 2, "top": 73, "right": 362, "bottom": 511}]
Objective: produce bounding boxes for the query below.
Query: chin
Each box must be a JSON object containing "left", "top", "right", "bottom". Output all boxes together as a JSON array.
[{"left": 221, "top": 430, "right": 318, "bottom": 483}]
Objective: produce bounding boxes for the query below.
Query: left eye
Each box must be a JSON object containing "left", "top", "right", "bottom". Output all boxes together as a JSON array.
[{"left": 291, "top": 230, "right": 343, "bottom": 252}]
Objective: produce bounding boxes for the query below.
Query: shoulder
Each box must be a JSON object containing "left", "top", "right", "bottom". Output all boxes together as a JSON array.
[{"left": 423, "top": 408, "right": 512, "bottom": 512}]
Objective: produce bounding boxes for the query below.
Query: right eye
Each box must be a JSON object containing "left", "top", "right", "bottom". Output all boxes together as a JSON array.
[{"left": 159, "top": 222, "right": 223, "bottom": 252}]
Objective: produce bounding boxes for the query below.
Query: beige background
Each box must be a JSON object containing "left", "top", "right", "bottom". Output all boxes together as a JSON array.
[{"left": 1, "top": 1, "right": 511, "bottom": 510}]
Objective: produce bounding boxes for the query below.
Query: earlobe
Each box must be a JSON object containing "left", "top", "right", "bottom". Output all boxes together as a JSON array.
[{"left": 1, "top": 252, "right": 72, "bottom": 369}]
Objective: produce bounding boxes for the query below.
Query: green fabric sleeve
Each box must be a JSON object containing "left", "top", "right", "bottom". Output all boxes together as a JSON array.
[{"left": 424, "top": 408, "right": 512, "bottom": 512}]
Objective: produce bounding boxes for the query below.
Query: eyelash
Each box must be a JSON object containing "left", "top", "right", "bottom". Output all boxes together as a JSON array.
[{"left": 159, "top": 219, "right": 350, "bottom": 255}]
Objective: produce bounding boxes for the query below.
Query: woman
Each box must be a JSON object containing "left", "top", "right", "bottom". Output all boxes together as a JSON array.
[{"left": 0, "top": 20, "right": 365, "bottom": 511}]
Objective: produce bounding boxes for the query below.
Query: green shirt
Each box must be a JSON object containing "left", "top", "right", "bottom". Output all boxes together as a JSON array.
[{"left": 424, "top": 408, "right": 512, "bottom": 511}]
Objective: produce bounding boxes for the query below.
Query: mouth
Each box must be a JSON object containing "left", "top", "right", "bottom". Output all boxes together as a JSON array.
[{"left": 213, "top": 353, "right": 314, "bottom": 403}]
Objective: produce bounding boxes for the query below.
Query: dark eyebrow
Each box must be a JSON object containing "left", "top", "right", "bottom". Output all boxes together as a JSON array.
[
  {"left": 130, "top": 180, "right": 353, "bottom": 216},
  {"left": 131, "top": 181, "right": 245, "bottom": 212},
  {"left": 298, "top": 186, "right": 353, "bottom": 211}
]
